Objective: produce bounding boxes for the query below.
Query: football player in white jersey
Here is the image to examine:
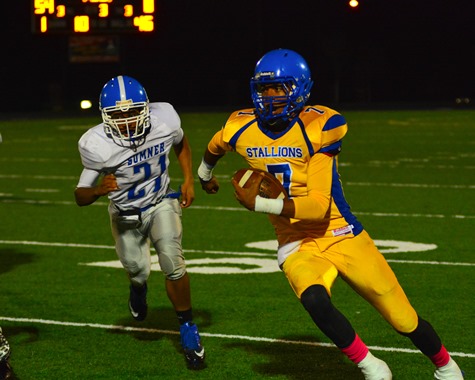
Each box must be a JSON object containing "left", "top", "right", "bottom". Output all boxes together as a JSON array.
[{"left": 74, "top": 75, "right": 205, "bottom": 369}]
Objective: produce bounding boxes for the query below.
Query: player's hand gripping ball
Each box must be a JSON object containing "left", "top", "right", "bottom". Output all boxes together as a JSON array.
[{"left": 232, "top": 168, "right": 287, "bottom": 200}]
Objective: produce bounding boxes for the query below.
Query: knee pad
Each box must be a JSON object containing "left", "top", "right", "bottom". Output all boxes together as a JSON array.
[
  {"left": 159, "top": 251, "right": 186, "bottom": 280},
  {"left": 300, "top": 284, "right": 332, "bottom": 316},
  {"left": 122, "top": 259, "right": 150, "bottom": 285},
  {"left": 300, "top": 284, "right": 355, "bottom": 348}
]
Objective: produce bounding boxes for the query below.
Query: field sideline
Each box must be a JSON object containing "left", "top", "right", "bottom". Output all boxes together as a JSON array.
[{"left": 0, "top": 109, "right": 474, "bottom": 379}]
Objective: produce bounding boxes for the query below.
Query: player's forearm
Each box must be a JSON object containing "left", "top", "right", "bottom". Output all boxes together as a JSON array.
[
  {"left": 74, "top": 173, "right": 118, "bottom": 206},
  {"left": 290, "top": 153, "right": 332, "bottom": 219},
  {"left": 203, "top": 149, "right": 223, "bottom": 167},
  {"left": 257, "top": 195, "right": 325, "bottom": 219},
  {"left": 292, "top": 195, "right": 329, "bottom": 220},
  {"left": 74, "top": 187, "right": 102, "bottom": 206},
  {"left": 281, "top": 198, "right": 296, "bottom": 218},
  {"left": 198, "top": 149, "right": 223, "bottom": 182},
  {"left": 175, "top": 136, "right": 194, "bottom": 184},
  {"left": 197, "top": 149, "right": 223, "bottom": 194}
]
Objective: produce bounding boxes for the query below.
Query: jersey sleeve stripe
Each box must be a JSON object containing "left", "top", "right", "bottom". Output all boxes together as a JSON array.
[
  {"left": 322, "top": 114, "right": 346, "bottom": 131},
  {"left": 228, "top": 121, "right": 255, "bottom": 150},
  {"left": 330, "top": 158, "right": 363, "bottom": 236},
  {"left": 319, "top": 140, "right": 342, "bottom": 155},
  {"left": 297, "top": 119, "right": 315, "bottom": 156}
]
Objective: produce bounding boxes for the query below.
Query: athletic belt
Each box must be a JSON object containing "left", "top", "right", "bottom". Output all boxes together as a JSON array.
[{"left": 140, "top": 191, "right": 181, "bottom": 212}]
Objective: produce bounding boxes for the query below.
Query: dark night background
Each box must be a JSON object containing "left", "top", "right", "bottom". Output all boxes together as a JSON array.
[{"left": 2, "top": 0, "right": 475, "bottom": 115}]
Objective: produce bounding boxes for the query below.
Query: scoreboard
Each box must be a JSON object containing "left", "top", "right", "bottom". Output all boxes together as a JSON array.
[{"left": 32, "top": 0, "right": 156, "bottom": 34}]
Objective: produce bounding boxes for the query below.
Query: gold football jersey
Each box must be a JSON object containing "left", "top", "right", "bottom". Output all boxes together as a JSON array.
[{"left": 207, "top": 105, "right": 363, "bottom": 247}]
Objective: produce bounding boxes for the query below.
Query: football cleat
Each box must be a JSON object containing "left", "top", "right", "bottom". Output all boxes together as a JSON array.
[
  {"left": 357, "top": 351, "right": 392, "bottom": 380},
  {"left": 180, "top": 322, "right": 205, "bottom": 370},
  {"left": 128, "top": 282, "right": 148, "bottom": 321},
  {"left": 434, "top": 358, "right": 464, "bottom": 379},
  {"left": 0, "top": 360, "right": 12, "bottom": 380},
  {"left": 0, "top": 328, "right": 12, "bottom": 380},
  {"left": 0, "top": 328, "right": 10, "bottom": 362}
]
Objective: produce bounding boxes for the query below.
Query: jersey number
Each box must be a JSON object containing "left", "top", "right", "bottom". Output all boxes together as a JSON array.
[
  {"left": 266, "top": 163, "right": 292, "bottom": 196},
  {"left": 127, "top": 155, "right": 166, "bottom": 200}
]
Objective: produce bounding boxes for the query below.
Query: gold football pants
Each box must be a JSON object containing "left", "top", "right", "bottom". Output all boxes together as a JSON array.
[{"left": 281, "top": 230, "right": 418, "bottom": 333}]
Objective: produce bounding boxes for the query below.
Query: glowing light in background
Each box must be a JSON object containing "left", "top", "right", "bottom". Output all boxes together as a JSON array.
[{"left": 80, "top": 100, "right": 93, "bottom": 110}]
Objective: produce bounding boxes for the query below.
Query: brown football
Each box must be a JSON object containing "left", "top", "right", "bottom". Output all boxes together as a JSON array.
[{"left": 232, "top": 168, "right": 287, "bottom": 199}]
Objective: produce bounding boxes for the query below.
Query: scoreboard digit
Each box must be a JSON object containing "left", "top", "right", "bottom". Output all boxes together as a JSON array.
[{"left": 32, "top": 0, "right": 156, "bottom": 34}]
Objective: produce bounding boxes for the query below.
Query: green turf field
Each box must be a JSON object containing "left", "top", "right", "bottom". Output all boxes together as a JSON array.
[{"left": 0, "top": 109, "right": 474, "bottom": 379}]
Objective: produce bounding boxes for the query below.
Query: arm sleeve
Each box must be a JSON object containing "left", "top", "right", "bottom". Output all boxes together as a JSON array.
[
  {"left": 150, "top": 102, "right": 184, "bottom": 145},
  {"left": 78, "top": 129, "right": 110, "bottom": 171},
  {"left": 207, "top": 128, "right": 234, "bottom": 156},
  {"left": 292, "top": 153, "right": 333, "bottom": 220},
  {"left": 173, "top": 128, "right": 185, "bottom": 146},
  {"left": 76, "top": 168, "right": 101, "bottom": 188}
]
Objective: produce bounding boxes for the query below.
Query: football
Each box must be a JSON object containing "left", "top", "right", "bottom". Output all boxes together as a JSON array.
[{"left": 232, "top": 168, "right": 287, "bottom": 199}]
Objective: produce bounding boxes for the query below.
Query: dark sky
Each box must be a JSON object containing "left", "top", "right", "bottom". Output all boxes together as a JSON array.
[{"left": 2, "top": 0, "right": 475, "bottom": 114}]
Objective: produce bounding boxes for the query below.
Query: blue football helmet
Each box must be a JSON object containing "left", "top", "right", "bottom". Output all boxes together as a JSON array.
[
  {"left": 250, "top": 49, "right": 313, "bottom": 126},
  {"left": 99, "top": 75, "right": 150, "bottom": 148}
]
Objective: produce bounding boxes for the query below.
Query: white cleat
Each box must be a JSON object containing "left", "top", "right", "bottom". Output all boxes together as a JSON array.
[
  {"left": 434, "top": 358, "right": 464, "bottom": 380},
  {"left": 357, "top": 351, "right": 392, "bottom": 380}
]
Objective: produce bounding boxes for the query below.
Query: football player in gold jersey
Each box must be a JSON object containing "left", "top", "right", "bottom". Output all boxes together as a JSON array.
[{"left": 198, "top": 49, "right": 463, "bottom": 380}]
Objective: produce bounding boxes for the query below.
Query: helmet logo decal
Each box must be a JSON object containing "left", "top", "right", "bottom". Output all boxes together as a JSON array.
[
  {"left": 255, "top": 71, "right": 275, "bottom": 79},
  {"left": 115, "top": 99, "right": 133, "bottom": 107}
]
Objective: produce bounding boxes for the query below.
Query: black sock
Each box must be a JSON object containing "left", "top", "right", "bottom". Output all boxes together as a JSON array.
[
  {"left": 177, "top": 309, "right": 193, "bottom": 325},
  {"left": 301, "top": 284, "right": 356, "bottom": 348},
  {"left": 399, "top": 316, "right": 442, "bottom": 357}
]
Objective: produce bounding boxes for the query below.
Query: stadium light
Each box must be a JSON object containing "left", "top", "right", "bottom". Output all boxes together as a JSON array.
[{"left": 80, "top": 100, "right": 92, "bottom": 110}]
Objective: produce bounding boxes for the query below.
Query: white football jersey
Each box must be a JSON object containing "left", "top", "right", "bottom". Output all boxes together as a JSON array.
[{"left": 77, "top": 102, "right": 183, "bottom": 210}]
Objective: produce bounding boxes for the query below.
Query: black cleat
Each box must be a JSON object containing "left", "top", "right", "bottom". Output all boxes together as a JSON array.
[{"left": 128, "top": 282, "right": 148, "bottom": 321}]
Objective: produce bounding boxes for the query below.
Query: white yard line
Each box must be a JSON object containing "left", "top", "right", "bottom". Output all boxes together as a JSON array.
[
  {"left": 0, "top": 198, "right": 474, "bottom": 219},
  {"left": 0, "top": 316, "right": 473, "bottom": 358},
  {"left": 0, "top": 240, "right": 474, "bottom": 267}
]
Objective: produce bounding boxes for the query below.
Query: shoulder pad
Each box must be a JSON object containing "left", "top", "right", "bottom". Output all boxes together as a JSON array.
[
  {"left": 300, "top": 105, "right": 347, "bottom": 152},
  {"left": 149, "top": 102, "right": 180, "bottom": 130},
  {"left": 78, "top": 127, "right": 112, "bottom": 170},
  {"left": 222, "top": 108, "right": 256, "bottom": 143}
]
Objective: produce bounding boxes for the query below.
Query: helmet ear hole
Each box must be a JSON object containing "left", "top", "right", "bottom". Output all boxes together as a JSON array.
[{"left": 250, "top": 49, "right": 313, "bottom": 126}]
